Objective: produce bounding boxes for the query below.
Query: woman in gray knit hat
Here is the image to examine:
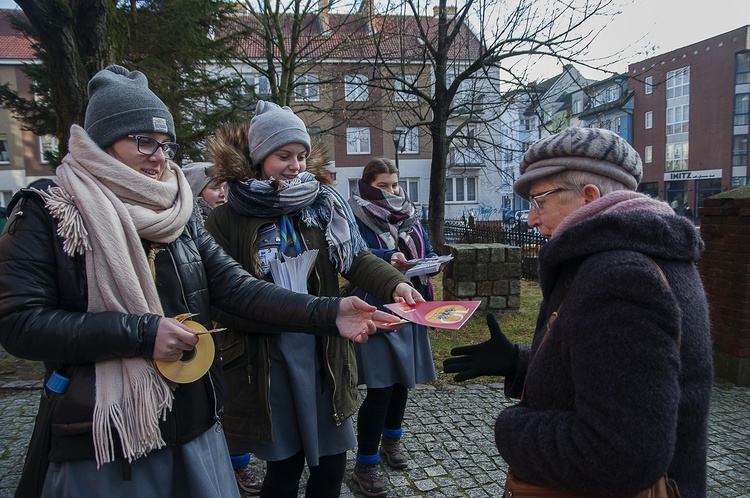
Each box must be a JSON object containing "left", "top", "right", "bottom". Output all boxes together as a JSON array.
[
  {"left": 204, "top": 101, "right": 423, "bottom": 498},
  {"left": 0, "top": 66, "right": 399, "bottom": 498},
  {"left": 445, "top": 127, "right": 712, "bottom": 498},
  {"left": 182, "top": 162, "right": 227, "bottom": 223}
]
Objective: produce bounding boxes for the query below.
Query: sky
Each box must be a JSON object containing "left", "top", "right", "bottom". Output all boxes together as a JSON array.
[
  {"left": 0, "top": 0, "right": 747, "bottom": 82},
  {"left": 562, "top": 0, "right": 750, "bottom": 80}
]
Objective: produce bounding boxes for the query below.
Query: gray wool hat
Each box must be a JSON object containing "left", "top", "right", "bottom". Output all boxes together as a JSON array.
[
  {"left": 182, "top": 162, "right": 213, "bottom": 197},
  {"left": 84, "top": 65, "right": 176, "bottom": 150},
  {"left": 513, "top": 127, "right": 643, "bottom": 199},
  {"left": 247, "top": 100, "right": 311, "bottom": 166}
]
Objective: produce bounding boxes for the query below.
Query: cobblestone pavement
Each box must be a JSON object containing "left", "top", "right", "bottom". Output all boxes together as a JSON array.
[{"left": 1, "top": 380, "right": 748, "bottom": 497}]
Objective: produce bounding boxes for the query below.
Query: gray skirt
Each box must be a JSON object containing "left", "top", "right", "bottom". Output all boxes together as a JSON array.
[
  {"left": 41, "top": 423, "right": 239, "bottom": 498},
  {"left": 355, "top": 322, "right": 437, "bottom": 388}
]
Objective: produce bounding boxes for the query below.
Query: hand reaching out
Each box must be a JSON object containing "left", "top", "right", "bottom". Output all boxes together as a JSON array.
[
  {"left": 442, "top": 313, "right": 518, "bottom": 382},
  {"left": 336, "top": 296, "right": 403, "bottom": 343},
  {"left": 392, "top": 282, "right": 425, "bottom": 306}
]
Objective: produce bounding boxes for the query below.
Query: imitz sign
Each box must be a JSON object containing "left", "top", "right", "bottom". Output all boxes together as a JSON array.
[{"left": 664, "top": 169, "right": 722, "bottom": 181}]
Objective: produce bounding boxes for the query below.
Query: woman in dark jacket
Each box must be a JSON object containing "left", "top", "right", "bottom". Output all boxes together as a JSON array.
[
  {"left": 347, "top": 158, "right": 439, "bottom": 497},
  {"left": 204, "top": 102, "right": 421, "bottom": 498},
  {"left": 444, "top": 127, "right": 712, "bottom": 498},
  {"left": 0, "top": 66, "right": 390, "bottom": 498}
]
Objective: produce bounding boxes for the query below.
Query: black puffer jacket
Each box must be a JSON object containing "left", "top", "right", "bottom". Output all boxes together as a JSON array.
[{"left": 0, "top": 188, "right": 341, "bottom": 463}]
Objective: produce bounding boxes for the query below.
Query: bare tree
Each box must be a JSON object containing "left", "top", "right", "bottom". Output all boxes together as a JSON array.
[
  {"left": 0, "top": 0, "right": 245, "bottom": 164},
  {"left": 0, "top": 0, "right": 120, "bottom": 161},
  {"left": 365, "top": 0, "right": 617, "bottom": 250}
]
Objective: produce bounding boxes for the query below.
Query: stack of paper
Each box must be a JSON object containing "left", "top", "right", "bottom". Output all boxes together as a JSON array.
[
  {"left": 268, "top": 249, "right": 318, "bottom": 294},
  {"left": 404, "top": 255, "right": 454, "bottom": 278}
]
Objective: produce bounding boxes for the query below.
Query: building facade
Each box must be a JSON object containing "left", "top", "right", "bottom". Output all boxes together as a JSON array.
[
  {"left": 0, "top": 9, "right": 55, "bottom": 208},
  {"left": 629, "top": 25, "right": 750, "bottom": 217}
]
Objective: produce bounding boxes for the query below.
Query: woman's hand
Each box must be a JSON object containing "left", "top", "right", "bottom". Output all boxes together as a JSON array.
[
  {"left": 392, "top": 282, "right": 425, "bottom": 306},
  {"left": 153, "top": 317, "right": 200, "bottom": 361},
  {"left": 336, "top": 296, "right": 403, "bottom": 343},
  {"left": 390, "top": 252, "right": 412, "bottom": 271}
]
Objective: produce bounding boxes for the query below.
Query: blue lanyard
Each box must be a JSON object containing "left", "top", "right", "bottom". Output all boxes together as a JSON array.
[{"left": 279, "top": 215, "right": 301, "bottom": 257}]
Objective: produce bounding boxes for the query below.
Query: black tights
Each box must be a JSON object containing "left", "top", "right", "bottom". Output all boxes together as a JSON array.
[
  {"left": 357, "top": 384, "right": 408, "bottom": 456},
  {"left": 260, "top": 450, "right": 347, "bottom": 498}
]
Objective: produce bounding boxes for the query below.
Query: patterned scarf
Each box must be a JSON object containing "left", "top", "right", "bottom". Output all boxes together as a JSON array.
[
  {"left": 227, "top": 171, "right": 367, "bottom": 272},
  {"left": 35, "top": 125, "right": 194, "bottom": 467},
  {"left": 348, "top": 180, "right": 419, "bottom": 260}
]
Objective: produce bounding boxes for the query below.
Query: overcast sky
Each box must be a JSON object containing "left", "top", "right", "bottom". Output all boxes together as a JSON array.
[{"left": 1, "top": 0, "right": 747, "bottom": 82}]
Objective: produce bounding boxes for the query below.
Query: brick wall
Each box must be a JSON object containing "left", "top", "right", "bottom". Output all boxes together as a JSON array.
[
  {"left": 442, "top": 243, "right": 521, "bottom": 314},
  {"left": 699, "top": 186, "right": 750, "bottom": 386}
]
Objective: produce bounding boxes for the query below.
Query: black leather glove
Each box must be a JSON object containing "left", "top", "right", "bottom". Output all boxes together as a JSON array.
[{"left": 443, "top": 313, "right": 519, "bottom": 382}]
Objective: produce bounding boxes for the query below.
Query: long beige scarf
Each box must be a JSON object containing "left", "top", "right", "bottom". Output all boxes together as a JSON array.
[{"left": 37, "top": 125, "right": 194, "bottom": 467}]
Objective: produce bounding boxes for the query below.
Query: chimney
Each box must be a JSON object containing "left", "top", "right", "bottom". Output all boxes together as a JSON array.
[
  {"left": 319, "top": 0, "right": 330, "bottom": 35},
  {"left": 433, "top": 5, "right": 457, "bottom": 18},
  {"left": 359, "top": 0, "right": 376, "bottom": 34}
]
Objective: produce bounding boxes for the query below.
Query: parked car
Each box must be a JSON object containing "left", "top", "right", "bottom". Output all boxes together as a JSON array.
[{"left": 515, "top": 210, "right": 529, "bottom": 224}]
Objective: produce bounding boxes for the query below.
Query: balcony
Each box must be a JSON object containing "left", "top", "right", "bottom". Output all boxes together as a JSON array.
[{"left": 449, "top": 147, "right": 485, "bottom": 168}]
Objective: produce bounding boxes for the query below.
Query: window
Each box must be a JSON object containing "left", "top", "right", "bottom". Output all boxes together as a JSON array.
[
  {"left": 522, "top": 117, "right": 535, "bottom": 131},
  {"left": 308, "top": 127, "right": 322, "bottom": 144},
  {"left": 736, "top": 51, "right": 750, "bottom": 85},
  {"left": 294, "top": 73, "right": 319, "bottom": 102},
  {"left": 395, "top": 75, "right": 417, "bottom": 102},
  {"left": 666, "top": 142, "right": 689, "bottom": 171},
  {"left": 398, "top": 178, "right": 420, "bottom": 203},
  {"left": 666, "top": 104, "right": 689, "bottom": 135},
  {"left": 666, "top": 67, "right": 690, "bottom": 99},
  {"left": 606, "top": 85, "right": 620, "bottom": 102},
  {"left": 733, "top": 135, "right": 748, "bottom": 167},
  {"left": 345, "top": 74, "right": 368, "bottom": 102},
  {"left": 735, "top": 93, "right": 749, "bottom": 126},
  {"left": 244, "top": 74, "right": 271, "bottom": 100},
  {"left": 644, "top": 145, "right": 653, "bottom": 164},
  {"left": 0, "top": 135, "right": 9, "bottom": 163},
  {"left": 572, "top": 99, "right": 583, "bottom": 114},
  {"left": 346, "top": 127, "right": 370, "bottom": 154},
  {"left": 645, "top": 111, "right": 653, "bottom": 129},
  {"left": 445, "top": 177, "right": 477, "bottom": 202},
  {"left": 615, "top": 117, "right": 622, "bottom": 134},
  {"left": 645, "top": 76, "right": 653, "bottom": 95},
  {"left": 39, "top": 135, "right": 58, "bottom": 164},
  {"left": 395, "top": 127, "right": 419, "bottom": 154}
]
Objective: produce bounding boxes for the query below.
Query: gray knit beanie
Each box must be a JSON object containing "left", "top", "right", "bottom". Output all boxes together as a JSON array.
[
  {"left": 513, "top": 127, "right": 643, "bottom": 199},
  {"left": 84, "top": 65, "right": 176, "bottom": 150},
  {"left": 182, "top": 162, "right": 213, "bottom": 197},
  {"left": 247, "top": 100, "right": 310, "bottom": 166}
]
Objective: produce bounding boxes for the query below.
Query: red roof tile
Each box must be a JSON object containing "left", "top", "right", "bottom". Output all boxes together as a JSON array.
[
  {"left": 222, "top": 12, "right": 481, "bottom": 61},
  {"left": 0, "top": 9, "right": 35, "bottom": 60}
]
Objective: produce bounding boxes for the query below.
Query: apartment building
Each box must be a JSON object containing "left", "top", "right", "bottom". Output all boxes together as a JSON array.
[
  {"left": 570, "top": 73, "right": 634, "bottom": 142},
  {"left": 226, "top": 2, "right": 500, "bottom": 220},
  {"left": 0, "top": 9, "right": 55, "bottom": 207},
  {"left": 1, "top": 5, "right": 506, "bottom": 219},
  {"left": 629, "top": 25, "right": 750, "bottom": 217}
]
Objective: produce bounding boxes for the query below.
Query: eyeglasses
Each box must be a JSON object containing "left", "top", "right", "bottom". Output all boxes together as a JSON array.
[
  {"left": 527, "top": 187, "right": 569, "bottom": 212},
  {"left": 127, "top": 135, "right": 180, "bottom": 160}
]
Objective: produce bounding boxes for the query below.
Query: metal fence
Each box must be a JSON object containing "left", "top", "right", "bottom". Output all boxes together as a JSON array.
[{"left": 444, "top": 220, "right": 549, "bottom": 280}]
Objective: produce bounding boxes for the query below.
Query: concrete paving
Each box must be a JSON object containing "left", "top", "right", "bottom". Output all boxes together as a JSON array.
[{"left": 1, "top": 379, "right": 748, "bottom": 497}]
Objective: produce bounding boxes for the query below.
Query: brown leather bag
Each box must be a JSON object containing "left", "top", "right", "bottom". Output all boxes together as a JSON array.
[{"left": 503, "top": 469, "right": 681, "bottom": 498}]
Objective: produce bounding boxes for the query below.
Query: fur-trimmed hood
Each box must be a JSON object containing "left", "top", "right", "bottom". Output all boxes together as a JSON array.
[{"left": 207, "top": 122, "right": 332, "bottom": 185}]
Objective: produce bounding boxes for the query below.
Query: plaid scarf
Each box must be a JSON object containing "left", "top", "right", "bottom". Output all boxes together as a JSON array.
[
  {"left": 227, "top": 171, "right": 367, "bottom": 273},
  {"left": 348, "top": 180, "right": 419, "bottom": 260}
]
